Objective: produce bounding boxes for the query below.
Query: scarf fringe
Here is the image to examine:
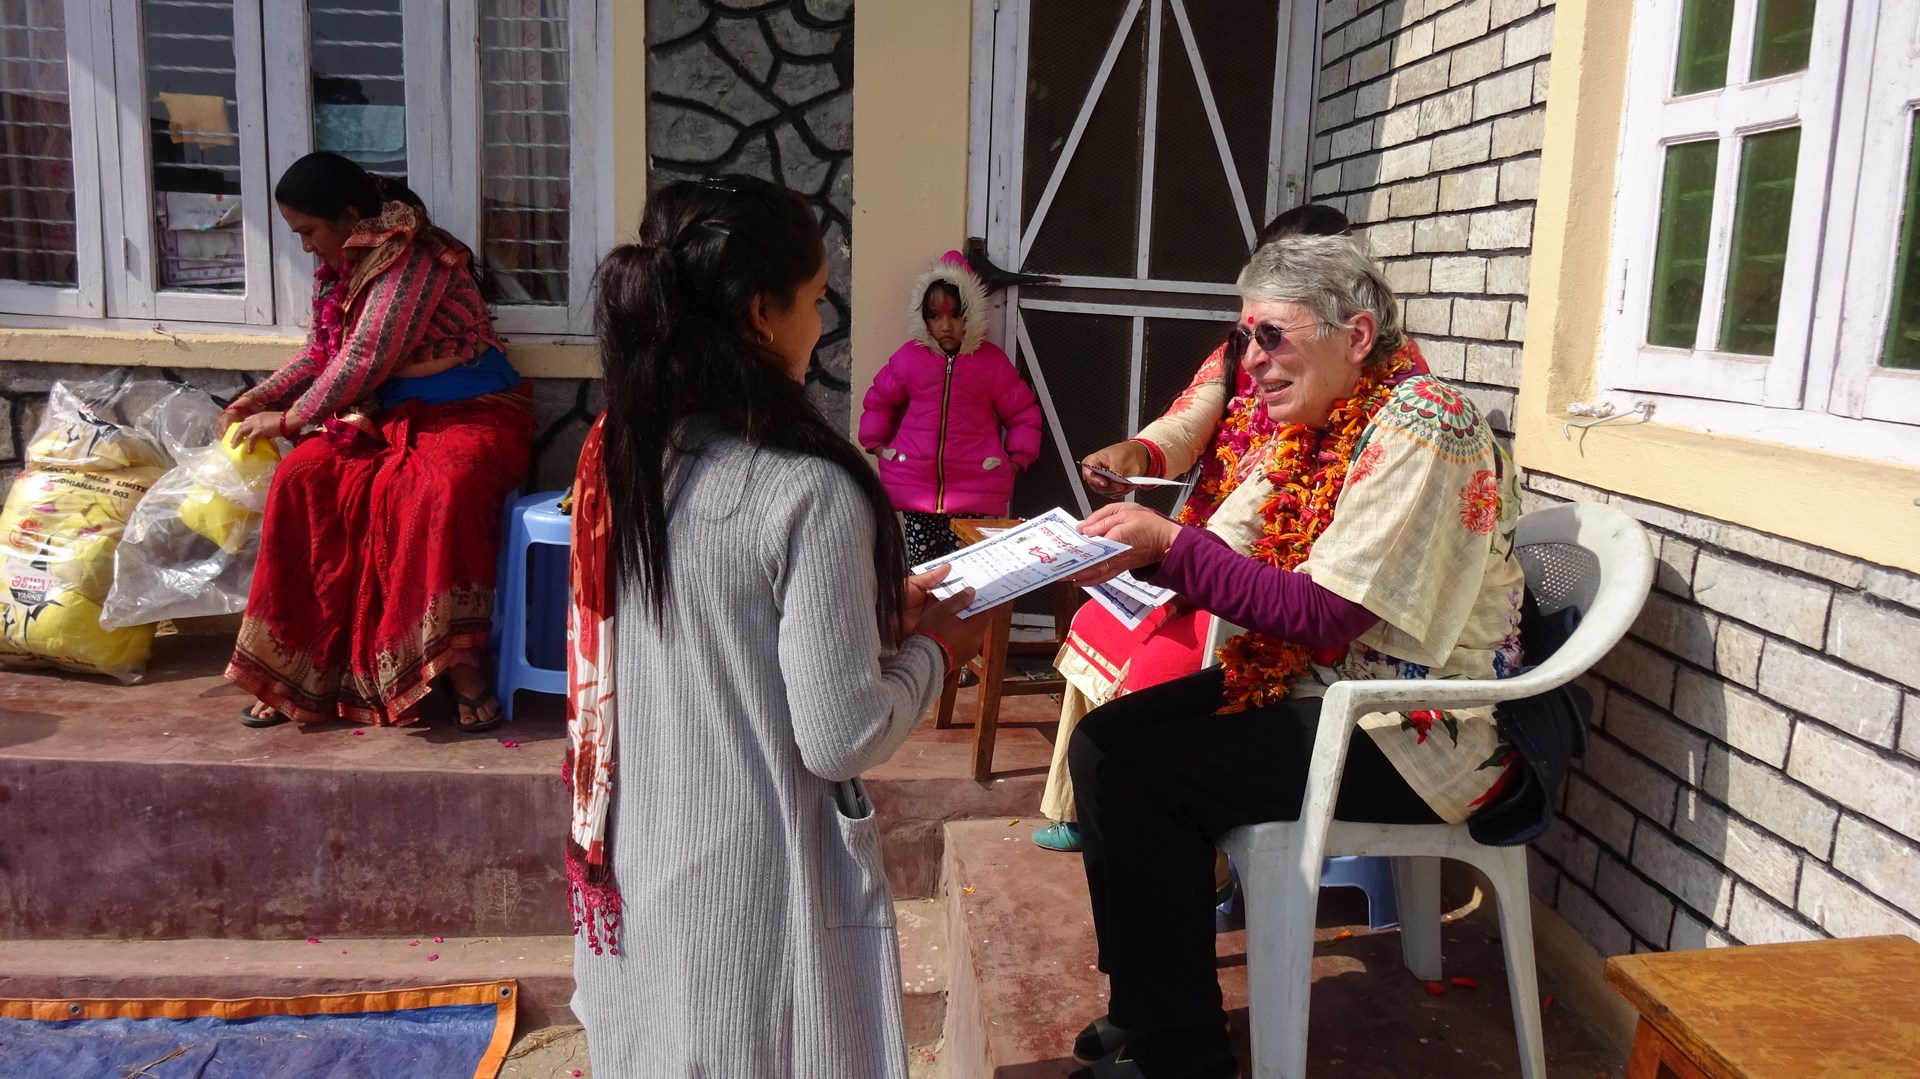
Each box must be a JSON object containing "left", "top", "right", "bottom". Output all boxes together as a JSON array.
[{"left": 566, "top": 838, "right": 623, "bottom": 957}]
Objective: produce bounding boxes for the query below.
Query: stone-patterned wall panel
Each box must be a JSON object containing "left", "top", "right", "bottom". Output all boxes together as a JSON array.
[
  {"left": 646, "top": 0, "right": 856, "bottom": 430},
  {"left": 0, "top": 359, "right": 589, "bottom": 497}
]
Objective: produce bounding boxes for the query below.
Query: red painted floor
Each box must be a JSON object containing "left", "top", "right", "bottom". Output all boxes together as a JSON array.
[{"left": 940, "top": 819, "right": 1627, "bottom": 1078}]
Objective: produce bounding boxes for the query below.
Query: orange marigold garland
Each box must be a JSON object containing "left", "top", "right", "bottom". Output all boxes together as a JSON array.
[{"left": 1216, "top": 351, "right": 1418, "bottom": 712}]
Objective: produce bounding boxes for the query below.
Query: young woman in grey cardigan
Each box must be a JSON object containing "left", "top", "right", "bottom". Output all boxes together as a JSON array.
[{"left": 566, "top": 175, "right": 987, "bottom": 1078}]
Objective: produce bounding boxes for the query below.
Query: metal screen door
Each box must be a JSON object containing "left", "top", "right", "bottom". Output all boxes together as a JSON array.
[{"left": 967, "top": 0, "right": 1318, "bottom": 518}]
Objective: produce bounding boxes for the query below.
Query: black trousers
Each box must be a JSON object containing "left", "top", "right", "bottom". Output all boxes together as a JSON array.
[{"left": 1067, "top": 668, "right": 1441, "bottom": 1033}]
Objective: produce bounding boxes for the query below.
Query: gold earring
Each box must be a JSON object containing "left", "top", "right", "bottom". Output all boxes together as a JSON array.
[{"left": 759, "top": 331, "right": 773, "bottom": 346}]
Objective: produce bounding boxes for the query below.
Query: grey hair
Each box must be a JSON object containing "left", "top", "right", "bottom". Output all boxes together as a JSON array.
[{"left": 1235, "top": 233, "right": 1405, "bottom": 366}]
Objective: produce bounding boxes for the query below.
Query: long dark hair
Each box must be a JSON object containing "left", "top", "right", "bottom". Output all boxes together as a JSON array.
[
  {"left": 274, "top": 151, "right": 426, "bottom": 221},
  {"left": 595, "top": 175, "right": 908, "bottom": 644}
]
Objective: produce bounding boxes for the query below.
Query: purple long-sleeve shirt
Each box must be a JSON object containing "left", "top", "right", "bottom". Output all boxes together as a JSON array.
[{"left": 1141, "top": 526, "right": 1380, "bottom": 651}]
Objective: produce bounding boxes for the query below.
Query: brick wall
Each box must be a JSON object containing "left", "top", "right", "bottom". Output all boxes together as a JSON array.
[
  {"left": 1314, "top": 0, "right": 1550, "bottom": 434},
  {"left": 1520, "top": 477, "right": 1920, "bottom": 951},
  {"left": 1318, "top": 0, "right": 1920, "bottom": 955}
]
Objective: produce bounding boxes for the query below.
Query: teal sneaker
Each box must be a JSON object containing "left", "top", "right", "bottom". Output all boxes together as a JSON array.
[{"left": 1032, "top": 821, "right": 1083, "bottom": 852}]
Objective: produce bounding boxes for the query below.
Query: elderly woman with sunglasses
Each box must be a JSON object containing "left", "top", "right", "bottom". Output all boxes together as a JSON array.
[
  {"left": 1031, "top": 205, "right": 1432, "bottom": 854},
  {"left": 1054, "top": 235, "right": 1525, "bottom": 1079}
]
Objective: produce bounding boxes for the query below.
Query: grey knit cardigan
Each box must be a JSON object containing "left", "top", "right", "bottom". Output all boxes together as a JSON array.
[{"left": 569, "top": 431, "right": 947, "bottom": 1078}]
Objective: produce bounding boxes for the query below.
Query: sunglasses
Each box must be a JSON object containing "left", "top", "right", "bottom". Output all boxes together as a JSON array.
[{"left": 1224, "top": 319, "right": 1340, "bottom": 363}]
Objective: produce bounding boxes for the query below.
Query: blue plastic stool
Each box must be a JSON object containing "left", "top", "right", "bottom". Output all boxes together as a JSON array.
[
  {"left": 1320, "top": 854, "right": 1400, "bottom": 930},
  {"left": 1217, "top": 854, "right": 1400, "bottom": 932},
  {"left": 493, "top": 491, "right": 571, "bottom": 721}
]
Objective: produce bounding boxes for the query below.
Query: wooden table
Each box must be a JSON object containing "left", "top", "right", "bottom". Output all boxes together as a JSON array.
[
  {"left": 1604, "top": 934, "right": 1920, "bottom": 1079},
  {"left": 930, "top": 517, "right": 1079, "bottom": 780}
]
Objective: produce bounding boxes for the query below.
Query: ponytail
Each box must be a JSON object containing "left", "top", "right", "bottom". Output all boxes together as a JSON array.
[{"left": 595, "top": 176, "right": 909, "bottom": 645}]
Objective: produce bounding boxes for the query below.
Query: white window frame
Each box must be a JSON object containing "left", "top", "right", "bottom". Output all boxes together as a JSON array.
[
  {"left": 448, "top": 0, "right": 603, "bottom": 336},
  {"left": 0, "top": 0, "right": 608, "bottom": 339},
  {"left": 1819, "top": 0, "right": 1920, "bottom": 424},
  {"left": 102, "top": 0, "right": 277, "bottom": 325},
  {"left": 1602, "top": 0, "right": 1920, "bottom": 463},
  {"left": 1603, "top": 0, "right": 1848, "bottom": 408},
  {"left": 0, "top": 0, "right": 108, "bottom": 319},
  {"left": 260, "top": 0, "right": 450, "bottom": 328}
]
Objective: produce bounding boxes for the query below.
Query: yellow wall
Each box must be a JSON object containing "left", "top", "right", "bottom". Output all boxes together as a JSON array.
[
  {"left": 1516, "top": 0, "right": 1920, "bottom": 573},
  {"left": 848, "top": 0, "right": 976, "bottom": 418}
]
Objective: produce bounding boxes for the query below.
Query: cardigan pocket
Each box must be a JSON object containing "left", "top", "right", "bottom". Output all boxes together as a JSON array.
[{"left": 819, "top": 778, "right": 895, "bottom": 929}]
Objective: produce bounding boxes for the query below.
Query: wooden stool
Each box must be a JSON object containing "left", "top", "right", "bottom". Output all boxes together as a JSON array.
[
  {"left": 929, "top": 517, "right": 1078, "bottom": 780},
  {"left": 1605, "top": 935, "right": 1920, "bottom": 1079}
]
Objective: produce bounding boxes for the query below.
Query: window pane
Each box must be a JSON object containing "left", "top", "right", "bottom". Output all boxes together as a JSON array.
[
  {"left": 311, "top": 1, "right": 406, "bottom": 187},
  {"left": 479, "top": 0, "right": 569, "bottom": 307},
  {"left": 1748, "top": 0, "right": 1814, "bottom": 81},
  {"left": 1647, "top": 140, "right": 1719, "bottom": 348},
  {"left": 1882, "top": 112, "right": 1920, "bottom": 371},
  {"left": 145, "top": 0, "right": 245, "bottom": 293},
  {"left": 0, "top": 0, "right": 78, "bottom": 288},
  {"left": 1718, "top": 127, "right": 1800, "bottom": 356},
  {"left": 1673, "top": 0, "right": 1735, "bottom": 96}
]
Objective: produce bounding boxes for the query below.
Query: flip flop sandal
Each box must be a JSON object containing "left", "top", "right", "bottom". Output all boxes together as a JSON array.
[
  {"left": 238, "top": 704, "right": 289, "bottom": 728},
  {"left": 453, "top": 689, "right": 506, "bottom": 733}
]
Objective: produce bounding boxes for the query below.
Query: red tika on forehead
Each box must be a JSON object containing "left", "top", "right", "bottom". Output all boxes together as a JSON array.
[{"left": 928, "top": 292, "right": 958, "bottom": 317}]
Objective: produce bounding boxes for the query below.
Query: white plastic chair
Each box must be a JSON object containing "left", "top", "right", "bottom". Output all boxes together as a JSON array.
[{"left": 1213, "top": 501, "right": 1654, "bottom": 1079}]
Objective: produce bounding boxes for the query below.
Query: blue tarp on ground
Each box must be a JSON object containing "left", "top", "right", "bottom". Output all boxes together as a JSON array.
[{"left": 0, "top": 982, "right": 515, "bottom": 1079}]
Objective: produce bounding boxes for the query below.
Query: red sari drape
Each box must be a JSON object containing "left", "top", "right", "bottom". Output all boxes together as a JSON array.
[{"left": 226, "top": 388, "right": 533, "bottom": 725}]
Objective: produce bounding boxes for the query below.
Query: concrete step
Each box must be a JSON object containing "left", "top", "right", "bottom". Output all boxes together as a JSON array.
[
  {"left": 0, "top": 899, "right": 951, "bottom": 1045},
  {"left": 936, "top": 819, "right": 1627, "bottom": 1078},
  {"left": 0, "top": 636, "right": 1057, "bottom": 940}
]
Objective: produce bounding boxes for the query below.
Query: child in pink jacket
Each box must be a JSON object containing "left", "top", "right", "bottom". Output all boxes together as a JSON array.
[{"left": 860, "top": 251, "right": 1044, "bottom": 565}]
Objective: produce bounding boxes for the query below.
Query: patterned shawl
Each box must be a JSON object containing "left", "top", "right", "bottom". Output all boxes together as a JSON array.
[{"left": 565, "top": 415, "right": 621, "bottom": 954}]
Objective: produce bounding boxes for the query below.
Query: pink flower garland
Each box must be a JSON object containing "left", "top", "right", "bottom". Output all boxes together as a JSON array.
[{"left": 310, "top": 261, "right": 347, "bottom": 365}]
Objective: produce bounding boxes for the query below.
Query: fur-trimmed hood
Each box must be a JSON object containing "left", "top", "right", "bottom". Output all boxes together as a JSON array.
[{"left": 906, "top": 250, "right": 990, "bottom": 356}]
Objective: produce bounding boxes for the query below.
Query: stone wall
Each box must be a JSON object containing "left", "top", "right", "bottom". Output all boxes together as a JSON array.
[
  {"left": 0, "top": 361, "right": 596, "bottom": 494},
  {"left": 1321, "top": 0, "right": 1920, "bottom": 955},
  {"left": 646, "top": 0, "right": 856, "bottom": 429}
]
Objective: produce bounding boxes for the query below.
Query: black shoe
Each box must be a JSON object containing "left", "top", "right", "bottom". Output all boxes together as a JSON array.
[
  {"left": 1073, "top": 1015, "right": 1134, "bottom": 1065},
  {"left": 1067, "top": 1050, "right": 1240, "bottom": 1079},
  {"left": 1070, "top": 1018, "right": 1236, "bottom": 1079}
]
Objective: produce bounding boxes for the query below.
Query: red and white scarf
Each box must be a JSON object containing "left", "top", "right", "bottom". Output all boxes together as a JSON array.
[{"left": 565, "top": 415, "right": 622, "bottom": 953}]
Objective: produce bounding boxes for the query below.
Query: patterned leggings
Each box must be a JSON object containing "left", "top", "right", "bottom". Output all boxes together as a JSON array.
[{"left": 903, "top": 511, "right": 988, "bottom": 567}]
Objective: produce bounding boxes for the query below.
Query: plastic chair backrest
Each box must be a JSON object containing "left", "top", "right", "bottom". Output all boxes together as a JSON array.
[{"left": 1198, "top": 501, "right": 1651, "bottom": 701}]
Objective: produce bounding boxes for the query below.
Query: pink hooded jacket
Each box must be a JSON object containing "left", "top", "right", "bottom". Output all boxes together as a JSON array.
[{"left": 859, "top": 251, "right": 1044, "bottom": 515}]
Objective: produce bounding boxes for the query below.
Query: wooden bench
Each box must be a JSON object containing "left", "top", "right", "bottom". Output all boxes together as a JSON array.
[
  {"left": 930, "top": 517, "right": 1079, "bottom": 780},
  {"left": 1604, "top": 934, "right": 1920, "bottom": 1079}
]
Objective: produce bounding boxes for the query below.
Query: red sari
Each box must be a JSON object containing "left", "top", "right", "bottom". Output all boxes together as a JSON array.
[{"left": 226, "top": 390, "right": 532, "bottom": 724}]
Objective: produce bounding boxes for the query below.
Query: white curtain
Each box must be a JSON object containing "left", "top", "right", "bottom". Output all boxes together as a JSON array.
[
  {"left": 479, "top": 0, "right": 569, "bottom": 306},
  {"left": 0, "top": 0, "right": 78, "bottom": 287}
]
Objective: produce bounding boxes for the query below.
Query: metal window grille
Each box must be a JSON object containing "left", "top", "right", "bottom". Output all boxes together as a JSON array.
[
  {"left": 0, "top": 0, "right": 77, "bottom": 288},
  {"left": 310, "top": 0, "right": 406, "bottom": 185},
  {"left": 144, "top": 0, "right": 245, "bottom": 293},
  {"left": 478, "top": 0, "right": 569, "bottom": 307}
]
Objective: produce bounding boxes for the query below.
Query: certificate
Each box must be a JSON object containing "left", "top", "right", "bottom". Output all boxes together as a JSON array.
[
  {"left": 914, "top": 507, "right": 1129, "bottom": 619},
  {"left": 1084, "top": 570, "right": 1175, "bottom": 631}
]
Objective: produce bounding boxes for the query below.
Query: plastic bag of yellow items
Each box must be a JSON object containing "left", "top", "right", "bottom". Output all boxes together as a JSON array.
[
  {"left": 178, "top": 430, "right": 280, "bottom": 553},
  {"left": 100, "top": 420, "right": 283, "bottom": 632},
  {"left": 0, "top": 378, "right": 206, "bottom": 683}
]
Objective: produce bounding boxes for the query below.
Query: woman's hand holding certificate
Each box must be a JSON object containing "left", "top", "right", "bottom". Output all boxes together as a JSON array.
[
  {"left": 1068, "top": 502, "right": 1181, "bottom": 586},
  {"left": 913, "top": 508, "right": 1130, "bottom": 618}
]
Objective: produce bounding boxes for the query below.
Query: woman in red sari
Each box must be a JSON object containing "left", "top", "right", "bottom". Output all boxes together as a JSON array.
[{"left": 220, "top": 152, "right": 532, "bottom": 732}]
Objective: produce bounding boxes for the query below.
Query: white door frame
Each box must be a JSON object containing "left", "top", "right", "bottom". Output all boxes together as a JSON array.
[{"left": 966, "top": 0, "right": 1318, "bottom": 513}]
